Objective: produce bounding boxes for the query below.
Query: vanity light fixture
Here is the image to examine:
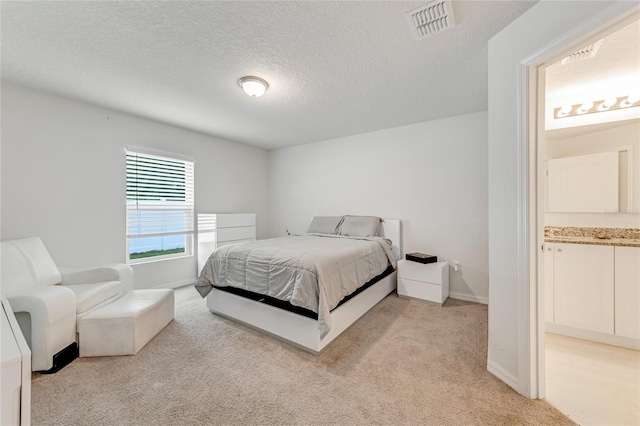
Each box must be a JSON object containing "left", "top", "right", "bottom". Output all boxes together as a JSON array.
[
  {"left": 238, "top": 76, "right": 269, "bottom": 98},
  {"left": 554, "top": 93, "right": 640, "bottom": 119},
  {"left": 621, "top": 92, "right": 640, "bottom": 108}
]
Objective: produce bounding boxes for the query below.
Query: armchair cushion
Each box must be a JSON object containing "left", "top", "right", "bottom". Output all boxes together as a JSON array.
[{"left": 63, "top": 281, "right": 123, "bottom": 315}]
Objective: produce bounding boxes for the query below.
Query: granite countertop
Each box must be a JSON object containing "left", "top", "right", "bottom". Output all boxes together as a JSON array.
[{"left": 545, "top": 227, "right": 640, "bottom": 247}]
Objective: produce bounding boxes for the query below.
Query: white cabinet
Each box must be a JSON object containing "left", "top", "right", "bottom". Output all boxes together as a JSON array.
[
  {"left": 553, "top": 243, "right": 614, "bottom": 334},
  {"left": 397, "top": 260, "right": 449, "bottom": 305},
  {"left": 547, "top": 151, "right": 619, "bottom": 213},
  {"left": 197, "top": 213, "right": 256, "bottom": 274},
  {"left": 614, "top": 246, "right": 640, "bottom": 340},
  {"left": 545, "top": 242, "right": 640, "bottom": 349}
]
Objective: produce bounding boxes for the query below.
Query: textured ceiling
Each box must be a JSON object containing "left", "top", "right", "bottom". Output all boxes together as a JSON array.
[
  {"left": 546, "top": 18, "right": 640, "bottom": 104},
  {"left": 545, "top": 18, "right": 640, "bottom": 136},
  {"left": 1, "top": 1, "right": 537, "bottom": 150}
]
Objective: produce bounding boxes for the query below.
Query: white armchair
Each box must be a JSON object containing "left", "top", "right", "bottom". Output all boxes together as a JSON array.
[{"left": 1, "top": 237, "right": 132, "bottom": 372}]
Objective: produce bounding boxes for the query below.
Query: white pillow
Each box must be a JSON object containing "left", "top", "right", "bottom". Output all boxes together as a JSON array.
[
  {"left": 339, "top": 216, "right": 382, "bottom": 237},
  {"left": 306, "top": 216, "right": 344, "bottom": 234}
]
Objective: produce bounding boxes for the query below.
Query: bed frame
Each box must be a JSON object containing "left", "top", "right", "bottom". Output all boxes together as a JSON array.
[{"left": 206, "top": 219, "right": 402, "bottom": 353}]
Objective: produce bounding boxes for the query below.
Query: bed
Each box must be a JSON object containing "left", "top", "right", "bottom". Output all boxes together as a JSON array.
[{"left": 195, "top": 216, "right": 402, "bottom": 353}]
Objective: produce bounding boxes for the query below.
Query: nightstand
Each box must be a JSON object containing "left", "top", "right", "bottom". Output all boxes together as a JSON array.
[{"left": 397, "top": 259, "right": 449, "bottom": 305}]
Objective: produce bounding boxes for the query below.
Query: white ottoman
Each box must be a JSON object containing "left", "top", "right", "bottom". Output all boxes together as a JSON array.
[{"left": 78, "top": 289, "right": 174, "bottom": 357}]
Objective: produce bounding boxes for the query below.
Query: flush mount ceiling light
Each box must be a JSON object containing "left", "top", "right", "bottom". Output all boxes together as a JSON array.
[{"left": 238, "top": 76, "right": 269, "bottom": 98}]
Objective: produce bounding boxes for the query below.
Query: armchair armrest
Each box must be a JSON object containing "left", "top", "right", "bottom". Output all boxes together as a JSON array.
[
  {"left": 7, "top": 286, "right": 77, "bottom": 371},
  {"left": 8, "top": 286, "right": 76, "bottom": 324},
  {"left": 59, "top": 263, "right": 134, "bottom": 293}
]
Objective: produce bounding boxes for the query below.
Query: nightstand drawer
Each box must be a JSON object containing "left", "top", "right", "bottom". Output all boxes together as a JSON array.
[
  {"left": 397, "top": 260, "right": 447, "bottom": 284},
  {"left": 398, "top": 278, "right": 447, "bottom": 304}
]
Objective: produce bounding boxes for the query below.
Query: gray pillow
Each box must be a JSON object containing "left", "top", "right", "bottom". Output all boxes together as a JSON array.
[
  {"left": 306, "top": 216, "right": 344, "bottom": 234},
  {"left": 339, "top": 215, "right": 382, "bottom": 237}
]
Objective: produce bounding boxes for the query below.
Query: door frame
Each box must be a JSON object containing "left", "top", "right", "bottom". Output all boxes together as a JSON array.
[{"left": 517, "top": 4, "right": 640, "bottom": 399}]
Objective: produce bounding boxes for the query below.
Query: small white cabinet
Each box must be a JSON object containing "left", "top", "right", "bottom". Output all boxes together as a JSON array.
[
  {"left": 397, "top": 260, "right": 449, "bottom": 305},
  {"left": 614, "top": 246, "right": 640, "bottom": 340}
]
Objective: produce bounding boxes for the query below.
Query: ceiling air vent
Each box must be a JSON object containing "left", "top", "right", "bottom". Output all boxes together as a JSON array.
[
  {"left": 406, "top": 0, "right": 456, "bottom": 40},
  {"left": 561, "top": 39, "right": 604, "bottom": 64}
]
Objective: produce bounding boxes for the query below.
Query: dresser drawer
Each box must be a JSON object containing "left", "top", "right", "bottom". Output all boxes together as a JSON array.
[
  {"left": 216, "top": 214, "right": 255, "bottom": 228},
  {"left": 217, "top": 226, "right": 256, "bottom": 243},
  {"left": 217, "top": 239, "right": 254, "bottom": 248}
]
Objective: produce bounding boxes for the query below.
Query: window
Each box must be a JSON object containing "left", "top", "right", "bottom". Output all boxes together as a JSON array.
[{"left": 126, "top": 149, "right": 194, "bottom": 263}]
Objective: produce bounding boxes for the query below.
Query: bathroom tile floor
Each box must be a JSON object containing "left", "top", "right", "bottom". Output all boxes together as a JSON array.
[{"left": 545, "top": 332, "right": 640, "bottom": 426}]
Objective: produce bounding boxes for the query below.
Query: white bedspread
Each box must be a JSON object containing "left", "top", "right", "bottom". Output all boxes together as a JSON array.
[{"left": 195, "top": 234, "right": 396, "bottom": 338}]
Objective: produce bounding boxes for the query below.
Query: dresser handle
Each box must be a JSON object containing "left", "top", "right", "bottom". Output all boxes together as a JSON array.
[{"left": 557, "top": 248, "right": 562, "bottom": 252}]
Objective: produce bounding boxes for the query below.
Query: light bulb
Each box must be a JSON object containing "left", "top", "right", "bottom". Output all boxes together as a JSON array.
[
  {"left": 621, "top": 92, "right": 640, "bottom": 107},
  {"left": 558, "top": 104, "right": 573, "bottom": 117},
  {"left": 577, "top": 101, "right": 593, "bottom": 114},
  {"left": 598, "top": 97, "right": 617, "bottom": 111},
  {"left": 238, "top": 76, "right": 269, "bottom": 97},
  {"left": 603, "top": 97, "right": 617, "bottom": 108}
]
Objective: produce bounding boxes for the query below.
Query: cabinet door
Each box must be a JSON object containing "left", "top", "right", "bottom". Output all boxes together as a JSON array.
[
  {"left": 544, "top": 243, "right": 554, "bottom": 323},
  {"left": 615, "top": 246, "right": 640, "bottom": 340},
  {"left": 554, "top": 243, "right": 614, "bottom": 333},
  {"left": 547, "top": 151, "right": 618, "bottom": 213}
]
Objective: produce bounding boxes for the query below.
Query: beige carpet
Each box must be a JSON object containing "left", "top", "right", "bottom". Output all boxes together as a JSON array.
[{"left": 31, "top": 286, "right": 574, "bottom": 425}]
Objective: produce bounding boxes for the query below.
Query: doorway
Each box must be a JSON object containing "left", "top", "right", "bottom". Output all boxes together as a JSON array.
[
  {"left": 533, "top": 12, "right": 640, "bottom": 426},
  {"left": 541, "top": 18, "right": 640, "bottom": 424}
]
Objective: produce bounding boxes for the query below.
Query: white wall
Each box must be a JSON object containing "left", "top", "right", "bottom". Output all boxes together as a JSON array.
[
  {"left": 488, "top": 0, "right": 635, "bottom": 396},
  {"left": 545, "top": 121, "right": 640, "bottom": 228},
  {"left": 269, "top": 111, "right": 489, "bottom": 303},
  {"left": 0, "top": 82, "right": 269, "bottom": 289}
]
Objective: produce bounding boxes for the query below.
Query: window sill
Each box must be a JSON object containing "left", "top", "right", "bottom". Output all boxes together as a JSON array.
[{"left": 127, "top": 253, "right": 193, "bottom": 265}]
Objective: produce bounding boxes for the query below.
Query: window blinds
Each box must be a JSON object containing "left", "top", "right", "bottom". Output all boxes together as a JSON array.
[{"left": 126, "top": 150, "right": 194, "bottom": 240}]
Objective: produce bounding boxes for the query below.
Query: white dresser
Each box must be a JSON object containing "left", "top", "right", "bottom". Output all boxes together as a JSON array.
[
  {"left": 397, "top": 260, "right": 449, "bottom": 305},
  {"left": 1, "top": 297, "right": 31, "bottom": 426},
  {"left": 197, "top": 213, "right": 256, "bottom": 274}
]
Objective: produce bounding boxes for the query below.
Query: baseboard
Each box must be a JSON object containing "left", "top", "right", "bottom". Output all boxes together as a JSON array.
[
  {"left": 487, "top": 359, "right": 519, "bottom": 392},
  {"left": 546, "top": 323, "right": 640, "bottom": 350},
  {"left": 449, "top": 291, "right": 488, "bottom": 305},
  {"left": 149, "top": 279, "right": 195, "bottom": 290}
]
